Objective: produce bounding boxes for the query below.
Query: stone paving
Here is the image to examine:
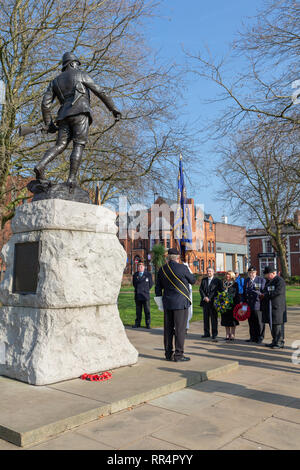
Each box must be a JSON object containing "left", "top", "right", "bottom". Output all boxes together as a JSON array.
[{"left": 0, "top": 310, "right": 299, "bottom": 450}]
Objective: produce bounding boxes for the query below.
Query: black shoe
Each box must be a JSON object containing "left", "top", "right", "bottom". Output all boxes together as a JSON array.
[
  {"left": 271, "top": 344, "right": 284, "bottom": 349},
  {"left": 265, "top": 343, "right": 275, "bottom": 347},
  {"left": 165, "top": 353, "right": 174, "bottom": 361},
  {"left": 174, "top": 356, "right": 190, "bottom": 362},
  {"left": 201, "top": 334, "right": 210, "bottom": 338},
  {"left": 245, "top": 339, "right": 255, "bottom": 342},
  {"left": 132, "top": 325, "right": 140, "bottom": 329},
  {"left": 211, "top": 336, "right": 218, "bottom": 342}
]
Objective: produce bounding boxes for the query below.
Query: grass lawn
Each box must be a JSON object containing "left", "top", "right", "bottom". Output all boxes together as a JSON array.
[
  {"left": 118, "top": 285, "right": 300, "bottom": 328},
  {"left": 286, "top": 285, "right": 300, "bottom": 306},
  {"left": 118, "top": 292, "right": 203, "bottom": 328}
]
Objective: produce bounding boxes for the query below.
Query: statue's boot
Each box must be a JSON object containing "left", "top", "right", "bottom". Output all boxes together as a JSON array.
[
  {"left": 34, "top": 166, "right": 45, "bottom": 181},
  {"left": 67, "top": 143, "right": 85, "bottom": 188},
  {"left": 34, "top": 138, "right": 69, "bottom": 181}
]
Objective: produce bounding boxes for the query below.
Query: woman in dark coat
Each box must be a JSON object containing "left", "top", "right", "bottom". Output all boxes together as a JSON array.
[{"left": 221, "top": 271, "right": 240, "bottom": 341}]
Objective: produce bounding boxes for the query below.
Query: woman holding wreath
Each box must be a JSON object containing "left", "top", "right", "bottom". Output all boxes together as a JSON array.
[{"left": 221, "top": 271, "right": 240, "bottom": 341}]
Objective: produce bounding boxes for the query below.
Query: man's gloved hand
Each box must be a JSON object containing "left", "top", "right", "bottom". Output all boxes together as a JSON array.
[{"left": 112, "top": 109, "right": 122, "bottom": 121}]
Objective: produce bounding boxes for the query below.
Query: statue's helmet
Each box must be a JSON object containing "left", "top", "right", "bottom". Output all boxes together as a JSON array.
[{"left": 62, "top": 52, "right": 81, "bottom": 70}]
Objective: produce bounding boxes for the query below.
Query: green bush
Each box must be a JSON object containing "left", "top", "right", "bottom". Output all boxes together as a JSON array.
[{"left": 288, "top": 275, "right": 300, "bottom": 285}]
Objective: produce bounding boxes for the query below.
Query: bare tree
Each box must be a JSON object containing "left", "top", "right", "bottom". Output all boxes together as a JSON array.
[
  {"left": 184, "top": 0, "right": 300, "bottom": 278},
  {"left": 217, "top": 123, "right": 300, "bottom": 279},
  {"left": 186, "top": 0, "right": 300, "bottom": 137}
]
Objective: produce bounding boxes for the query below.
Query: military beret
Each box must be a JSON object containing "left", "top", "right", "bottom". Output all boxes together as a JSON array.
[{"left": 248, "top": 266, "right": 257, "bottom": 272}]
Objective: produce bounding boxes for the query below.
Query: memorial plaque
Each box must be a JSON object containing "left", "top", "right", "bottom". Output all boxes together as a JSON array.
[{"left": 13, "top": 242, "right": 40, "bottom": 294}]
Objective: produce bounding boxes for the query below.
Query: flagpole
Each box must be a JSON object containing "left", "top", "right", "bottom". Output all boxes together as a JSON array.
[{"left": 179, "top": 154, "right": 186, "bottom": 263}]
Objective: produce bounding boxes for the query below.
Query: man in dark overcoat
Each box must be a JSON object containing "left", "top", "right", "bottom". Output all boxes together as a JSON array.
[
  {"left": 155, "top": 248, "right": 195, "bottom": 362},
  {"left": 199, "top": 267, "right": 223, "bottom": 340},
  {"left": 132, "top": 261, "right": 153, "bottom": 329},
  {"left": 35, "top": 52, "right": 121, "bottom": 186},
  {"left": 261, "top": 266, "right": 287, "bottom": 349}
]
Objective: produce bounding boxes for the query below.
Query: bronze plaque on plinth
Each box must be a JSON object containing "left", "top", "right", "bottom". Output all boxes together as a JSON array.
[{"left": 13, "top": 242, "right": 40, "bottom": 294}]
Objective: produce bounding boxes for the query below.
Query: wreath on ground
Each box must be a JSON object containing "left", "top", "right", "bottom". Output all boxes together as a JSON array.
[
  {"left": 80, "top": 371, "right": 112, "bottom": 382},
  {"left": 233, "top": 302, "right": 251, "bottom": 322}
]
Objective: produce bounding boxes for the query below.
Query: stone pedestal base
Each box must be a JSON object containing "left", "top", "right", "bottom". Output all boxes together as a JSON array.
[
  {"left": 0, "top": 305, "right": 137, "bottom": 385},
  {"left": 0, "top": 199, "right": 138, "bottom": 385}
]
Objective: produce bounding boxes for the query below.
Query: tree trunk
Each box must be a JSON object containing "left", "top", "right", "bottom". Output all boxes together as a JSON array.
[{"left": 272, "top": 233, "right": 289, "bottom": 279}]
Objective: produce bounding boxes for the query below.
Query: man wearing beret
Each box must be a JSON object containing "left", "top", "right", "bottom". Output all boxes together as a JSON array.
[
  {"left": 155, "top": 248, "right": 196, "bottom": 362},
  {"left": 261, "top": 266, "right": 287, "bottom": 349},
  {"left": 132, "top": 261, "right": 153, "bottom": 329},
  {"left": 243, "top": 266, "right": 266, "bottom": 343}
]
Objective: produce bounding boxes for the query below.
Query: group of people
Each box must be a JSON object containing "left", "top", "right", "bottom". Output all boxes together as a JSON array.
[
  {"left": 200, "top": 265, "right": 286, "bottom": 349},
  {"left": 131, "top": 248, "right": 287, "bottom": 362}
]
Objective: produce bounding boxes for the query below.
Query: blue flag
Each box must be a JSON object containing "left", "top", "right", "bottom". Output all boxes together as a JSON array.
[{"left": 173, "top": 155, "right": 193, "bottom": 254}]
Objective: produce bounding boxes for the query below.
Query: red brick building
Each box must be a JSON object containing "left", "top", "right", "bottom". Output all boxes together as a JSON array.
[
  {"left": 247, "top": 211, "right": 300, "bottom": 276},
  {"left": 215, "top": 218, "right": 248, "bottom": 273},
  {"left": 119, "top": 196, "right": 217, "bottom": 275},
  {"left": 0, "top": 176, "right": 32, "bottom": 271}
]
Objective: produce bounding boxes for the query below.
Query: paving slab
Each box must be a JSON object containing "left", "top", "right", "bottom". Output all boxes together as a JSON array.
[
  {"left": 242, "top": 417, "right": 300, "bottom": 450},
  {"left": 30, "top": 431, "right": 115, "bottom": 450},
  {"left": 74, "top": 404, "right": 186, "bottom": 449},
  {"left": 0, "top": 375, "right": 110, "bottom": 447},
  {"left": 121, "top": 436, "right": 186, "bottom": 451},
  {"left": 149, "top": 387, "right": 225, "bottom": 415},
  {"left": 220, "top": 437, "right": 275, "bottom": 450},
  {"left": 273, "top": 399, "right": 300, "bottom": 424},
  {"left": 0, "top": 325, "right": 238, "bottom": 448},
  {"left": 212, "top": 394, "right": 289, "bottom": 419},
  {"left": 151, "top": 406, "right": 263, "bottom": 450}
]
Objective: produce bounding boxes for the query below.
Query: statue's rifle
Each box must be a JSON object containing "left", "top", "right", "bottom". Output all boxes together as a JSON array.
[
  {"left": 18, "top": 121, "right": 58, "bottom": 137},
  {"left": 19, "top": 116, "right": 120, "bottom": 138},
  {"left": 18, "top": 125, "right": 45, "bottom": 137}
]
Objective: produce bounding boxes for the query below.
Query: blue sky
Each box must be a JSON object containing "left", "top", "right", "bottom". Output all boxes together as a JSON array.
[{"left": 145, "top": 0, "right": 266, "bottom": 226}]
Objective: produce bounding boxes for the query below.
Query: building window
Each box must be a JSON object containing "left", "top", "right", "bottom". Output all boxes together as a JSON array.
[
  {"left": 209, "top": 221, "right": 213, "bottom": 231},
  {"left": 259, "top": 257, "right": 276, "bottom": 276},
  {"left": 262, "top": 238, "right": 273, "bottom": 253},
  {"left": 212, "top": 241, "right": 215, "bottom": 252},
  {"left": 208, "top": 241, "right": 211, "bottom": 253},
  {"left": 201, "top": 259, "right": 204, "bottom": 272}
]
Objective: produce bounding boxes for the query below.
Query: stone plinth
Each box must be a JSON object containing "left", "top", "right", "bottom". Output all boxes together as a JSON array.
[{"left": 0, "top": 200, "right": 138, "bottom": 385}]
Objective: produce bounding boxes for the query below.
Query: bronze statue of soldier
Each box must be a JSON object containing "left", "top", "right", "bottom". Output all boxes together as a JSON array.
[{"left": 34, "top": 52, "right": 121, "bottom": 187}]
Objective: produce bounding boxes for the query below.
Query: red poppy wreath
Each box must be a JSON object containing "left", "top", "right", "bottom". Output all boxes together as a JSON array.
[{"left": 233, "top": 302, "right": 251, "bottom": 321}]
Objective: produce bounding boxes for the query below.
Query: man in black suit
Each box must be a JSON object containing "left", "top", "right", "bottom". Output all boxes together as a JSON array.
[
  {"left": 261, "top": 266, "right": 287, "bottom": 349},
  {"left": 155, "top": 248, "right": 196, "bottom": 362},
  {"left": 199, "top": 267, "right": 223, "bottom": 340},
  {"left": 132, "top": 261, "right": 153, "bottom": 329}
]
